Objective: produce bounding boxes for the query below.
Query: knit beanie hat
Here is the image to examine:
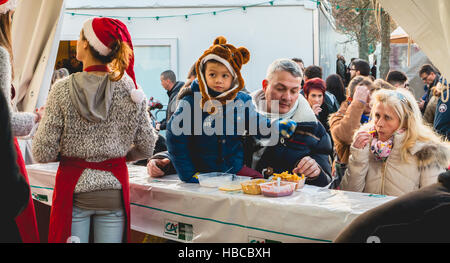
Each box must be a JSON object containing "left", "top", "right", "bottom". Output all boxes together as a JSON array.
[
  {"left": 196, "top": 36, "right": 250, "bottom": 114},
  {"left": 0, "top": 0, "right": 18, "bottom": 14},
  {"left": 303, "top": 78, "right": 326, "bottom": 97},
  {"left": 82, "top": 17, "right": 145, "bottom": 104}
]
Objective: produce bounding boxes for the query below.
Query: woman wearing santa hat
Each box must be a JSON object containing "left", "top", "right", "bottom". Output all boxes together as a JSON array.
[
  {"left": 32, "top": 17, "right": 157, "bottom": 243},
  {"left": 0, "top": 0, "right": 42, "bottom": 243}
]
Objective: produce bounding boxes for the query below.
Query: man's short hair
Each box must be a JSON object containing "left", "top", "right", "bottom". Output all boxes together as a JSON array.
[
  {"left": 291, "top": 58, "right": 304, "bottom": 64},
  {"left": 347, "top": 76, "right": 377, "bottom": 98},
  {"left": 304, "top": 65, "right": 322, "bottom": 79},
  {"left": 419, "top": 64, "right": 437, "bottom": 76},
  {"left": 161, "top": 70, "right": 176, "bottom": 83},
  {"left": 351, "top": 59, "right": 370, "bottom": 76},
  {"left": 386, "top": 70, "right": 408, "bottom": 86},
  {"left": 266, "top": 58, "right": 303, "bottom": 79}
]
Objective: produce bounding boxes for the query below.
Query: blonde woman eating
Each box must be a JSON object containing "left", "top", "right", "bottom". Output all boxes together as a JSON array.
[{"left": 340, "top": 88, "right": 450, "bottom": 196}]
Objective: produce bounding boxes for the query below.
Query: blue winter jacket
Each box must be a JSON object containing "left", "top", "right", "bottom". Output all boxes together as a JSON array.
[
  {"left": 166, "top": 80, "right": 276, "bottom": 183},
  {"left": 256, "top": 118, "right": 332, "bottom": 187}
]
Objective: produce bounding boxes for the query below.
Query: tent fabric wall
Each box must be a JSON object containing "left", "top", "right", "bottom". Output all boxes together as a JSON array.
[
  {"left": 379, "top": 0, "right": 450, "bottom": 81},
  {"left": 12, "top": 0, "right": 65, "bottom": 112}
]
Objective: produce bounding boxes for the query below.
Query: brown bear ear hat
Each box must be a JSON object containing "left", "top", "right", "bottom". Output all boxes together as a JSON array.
[{"left": 196, "top": 36, "right": 250, "bottom": 113}]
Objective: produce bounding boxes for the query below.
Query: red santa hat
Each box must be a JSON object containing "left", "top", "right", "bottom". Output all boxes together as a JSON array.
[
  {"left": 0, "top": 0, "right": 18, "bottom": 14},
  {"left": 82, "top": 17, "right": 145, "bottom": 104}
]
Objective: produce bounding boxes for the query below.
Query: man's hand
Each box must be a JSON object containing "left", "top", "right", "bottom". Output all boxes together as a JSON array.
[
  {"left": 292, "top": 156, "right": 321, "bottom": 179},
  {"left": 147, "top": 158, "right": 170, "bottom": 177}
]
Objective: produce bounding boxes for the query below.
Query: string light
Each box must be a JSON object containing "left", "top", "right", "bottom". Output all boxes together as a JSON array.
[
  {"left": 65, "top": 0, "right": 278, "bottom": 20},
  {"left": 64, "top": 0, "right": 384, "bottom": 21}
]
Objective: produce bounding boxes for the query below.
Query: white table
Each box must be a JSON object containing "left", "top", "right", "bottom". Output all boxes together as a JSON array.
[{"left": 26, "top": 162, "right": 396, "bottom": 243}]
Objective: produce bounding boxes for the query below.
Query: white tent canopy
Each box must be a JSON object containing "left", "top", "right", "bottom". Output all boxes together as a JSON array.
[{"left": 379, "top": 0, "right": 450, "bottom": 82}]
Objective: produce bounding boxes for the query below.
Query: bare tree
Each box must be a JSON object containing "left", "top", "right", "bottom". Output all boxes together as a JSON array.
[
  {"left": 373, "top": 0, "right": 391, "bottom": 79},
  {"left": 329, "top": 0, "right": 380, "bottom": 61}
]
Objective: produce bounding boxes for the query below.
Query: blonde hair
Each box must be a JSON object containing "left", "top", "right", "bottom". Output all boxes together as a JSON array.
[
  {"left": 370, "top": 88, "right": 445, "bottom": 161},
  {"left": 81, "top": 31, "right": 133, "bottom": 82}
]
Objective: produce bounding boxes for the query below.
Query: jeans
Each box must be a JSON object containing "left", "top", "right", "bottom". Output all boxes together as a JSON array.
[{"left": 70, "top": 206, "right": 125, "bottom": 243}]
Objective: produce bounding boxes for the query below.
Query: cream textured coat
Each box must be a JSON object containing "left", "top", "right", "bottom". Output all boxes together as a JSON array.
[
  {"left": 0, "top": 46, "right": 36, "bottom": 136},
  {"left": 341, "top": 125, "right": 450, "bottom": 196},
  {"left": 32, "top": 73, "right": 157, "bottom": 193}
]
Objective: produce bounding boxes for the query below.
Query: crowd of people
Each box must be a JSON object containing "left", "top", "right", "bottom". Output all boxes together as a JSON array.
[{"left": 1, "top": 0, "right": 449, "bottom": 243}]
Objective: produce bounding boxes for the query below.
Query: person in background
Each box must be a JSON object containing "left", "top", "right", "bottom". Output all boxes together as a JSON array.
[
  {"left": 418, "top": 64, "right": 440, "bottom": 115},
  {"left": 370, "top": 58, "right": 377, "bottom": 79},
  {"left": 433, "top": 77, "right": 449, "bottom": 141},
  {"left": 0, "top": 0, "right": 41, "bottom": 243},
  {"left": 423, "top": 85, "right": 441, "bottom": 126},
  {"left": 328, "top": 77, "right": 377, "bottom": 189},
  {"left": 291, "top": 57, "right": 305, "bottom": 87},
  {"left": 349, "top": 59, "right": 371, "bottom": 80},
  {"left": 386, "top": 70, "right": 409, "bottom": 90},
  {"left": 335, "top": 170, "right": 450, "bottom": 243},
  {"left": 159, "top": 70, "right": 184, "bottom": 131},
  {"left": 373, "top": 79, "right": 396, "bottom": 91},
  {"left": 52, "top": 68, "right": 70, "bottom": 85},
  {"left": 182, "top": 63, "right": 197, "bottom": 89},
  {"left": 32, "top": 17, "right": 157, "bottom": 243},
  {"left": 341, "top": 88, "right": 450, "bottom": 196},
  {"left": 303, "top": 65, "right": 340, "bottom": 113},
  {"left": 326, "top": 74, "right": 346, "bottom": 106},
  {"left": 336, "top": 54, "right": 347, "bottom": 86},
  {"left": 303, "top": 78, "right": 333, "bottom": 135},
  {"left": 0, "top": 87, "right": 30, "bottom": 243}
]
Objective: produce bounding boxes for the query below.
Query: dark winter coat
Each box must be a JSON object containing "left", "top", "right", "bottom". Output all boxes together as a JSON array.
[
  {"left": 335, "top": 170, "right": 450, "bottom": 243},
  {"left": 160, "top": 81, "right": 184, "bottom": 130},
  {"left": 0, "top": 89, "right": 30, "bottom": 243}
]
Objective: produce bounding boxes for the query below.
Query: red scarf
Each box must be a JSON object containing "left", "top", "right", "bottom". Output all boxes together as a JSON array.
[
  {"left": 83, "top": 65, "right": 109, "bottom": 72},
  {"left": 48, "top": 156, "right": 130, "bottom": 243},
  {"left": 13, "top": 138, "right": 40, "bottom": 243}
]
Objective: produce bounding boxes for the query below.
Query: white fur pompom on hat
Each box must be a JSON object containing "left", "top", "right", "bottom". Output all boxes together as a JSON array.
[
  {"left": 131, "top": 88, "right": 146, "bottom": 104},
  {"left": 0, "top": 0, "right": 18, "bottom": 14}
]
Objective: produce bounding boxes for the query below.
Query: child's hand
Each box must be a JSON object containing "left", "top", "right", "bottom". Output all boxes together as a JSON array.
[{"left": 277, "top": 119, "right": 297, "bottom": 139}]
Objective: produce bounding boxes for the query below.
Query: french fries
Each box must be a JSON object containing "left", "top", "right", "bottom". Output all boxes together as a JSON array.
[{"left": 272, "top": 171, "right": 305, "bottom": 181}]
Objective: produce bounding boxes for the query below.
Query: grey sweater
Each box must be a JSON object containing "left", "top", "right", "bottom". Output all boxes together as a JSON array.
[
  {"left": 0, "top": 47, "right": 36, "bottom": 136},
  {"left": 32, "top": 72, "right": 157, "bottom": 193}
]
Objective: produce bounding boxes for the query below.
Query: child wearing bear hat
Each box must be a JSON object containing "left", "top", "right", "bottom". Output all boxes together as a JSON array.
[{"left": 166, "top": 36, "right": 297, "bottom": 183}]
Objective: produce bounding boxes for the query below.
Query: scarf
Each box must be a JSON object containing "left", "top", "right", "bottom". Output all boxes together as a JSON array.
[
  {"left": 251, "top": 89, "right": 299, "bottom": 120},
  {"left": 370, "top": 128, "right": 405, "bottom": 161}
]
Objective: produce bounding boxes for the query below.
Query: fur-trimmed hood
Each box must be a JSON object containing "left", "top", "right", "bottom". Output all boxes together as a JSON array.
[{"left": 356, "top": 123, "right": 450, "bottom": 170}]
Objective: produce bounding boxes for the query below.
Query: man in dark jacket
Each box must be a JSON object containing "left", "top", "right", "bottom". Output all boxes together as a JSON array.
[
  {"left": 434, "top": 80, "right": 449, "bottom": 140},
  {"left": 334, "top": 170, "right": 450, "bottom": 243},
  {"left": 159, "top": 70, "right": 185, "bottom": 130},
  {"left": 147, "top": 59, "right": 332, "bottom": 187},
  {"left": 418, "top": 64, "right": 440, "bottom": 114},
  {"left": 336, "top": 54, "right": 347, "bottom": 85},
  {"left": 0, "top": 90, "right": 30, "bottom": 243}
]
